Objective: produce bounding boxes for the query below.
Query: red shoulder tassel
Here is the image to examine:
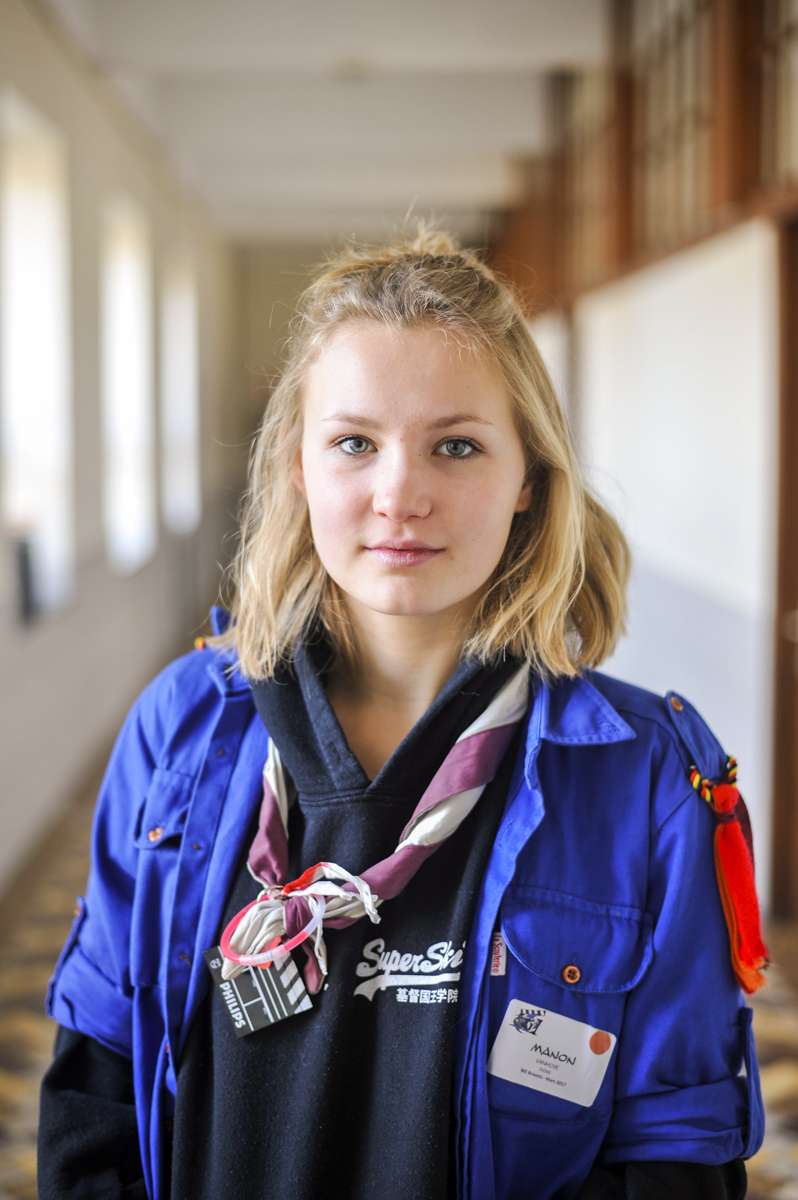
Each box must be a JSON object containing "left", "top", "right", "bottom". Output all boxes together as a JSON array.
[{"left": 690, "top": 758, "right": 769, "bottom": 994}]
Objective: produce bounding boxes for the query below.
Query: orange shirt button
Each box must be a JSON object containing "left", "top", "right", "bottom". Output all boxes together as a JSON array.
[
  {"left": 562, "top": 964, "right": 581, "bottom": 984},
  {"left": 669, "top": 696, "right": 684, "bottom": 712},
  {"left": 147, "top": 826, "right": 164, "bottom": 843}
]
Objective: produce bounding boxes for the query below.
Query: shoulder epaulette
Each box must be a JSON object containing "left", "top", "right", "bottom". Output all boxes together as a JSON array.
[{"left": 665, "top": 691, "right": 768, "bottom": 994}]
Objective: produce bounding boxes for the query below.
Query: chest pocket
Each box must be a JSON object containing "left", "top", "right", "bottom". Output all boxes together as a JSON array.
[
  {"left": 487, "top": 885, "right": 654, "bottom": 1128},
  {"left": 131, "top": 768, "right": 196, "bottom": 986},
  {"left": 134, "top": 768, "right": 195, "bottom": 849},
  {"left": 501, "top": 884, "right": 653, "bottom": 995}
]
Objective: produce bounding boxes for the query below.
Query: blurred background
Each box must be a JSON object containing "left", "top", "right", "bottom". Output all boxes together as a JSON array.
[{"left": 1, "top": 0, "right": 798, "bottom": 1196}]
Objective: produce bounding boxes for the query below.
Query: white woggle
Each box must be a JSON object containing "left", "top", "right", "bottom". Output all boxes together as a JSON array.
[{"left": 221, "top": 863, "right": 381, "bottom": 981}]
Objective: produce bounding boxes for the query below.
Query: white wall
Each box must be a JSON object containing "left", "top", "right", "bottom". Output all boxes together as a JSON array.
[
  {"left": 0, "top": 0, "right": 243, "bottom": 891},
  {"left": 575, "top": 219, "right": 779, "bottom": 905},
  {"left": 527, "top": 311, "right": 572, "bottom": 417}
]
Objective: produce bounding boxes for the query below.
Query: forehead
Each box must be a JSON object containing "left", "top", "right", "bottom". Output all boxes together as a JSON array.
[{"left": 303, "top": 321, "right": 509, "bottom": 416}]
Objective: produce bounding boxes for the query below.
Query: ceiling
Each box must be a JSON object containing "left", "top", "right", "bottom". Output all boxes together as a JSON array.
[{"left": 43, "top": 0, "right": 610, "bottom": 243}]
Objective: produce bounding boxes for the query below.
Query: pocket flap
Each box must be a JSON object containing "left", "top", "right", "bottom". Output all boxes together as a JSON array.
[
  {"left": 501, "top": 885, "right": 653, "bottom": 994},
  {"left": 134, "top": 768, "right": 194, "bottom": 849}
]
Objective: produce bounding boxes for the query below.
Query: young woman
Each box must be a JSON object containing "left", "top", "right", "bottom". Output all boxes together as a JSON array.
[{"left": 39, "top": 230, "right": 765, "bottom": 1200}]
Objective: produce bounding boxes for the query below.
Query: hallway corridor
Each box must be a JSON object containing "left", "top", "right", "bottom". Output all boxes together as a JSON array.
[
  {"left": 0, "top": 772, "right": 794, "bottom": 1198},
  {"left": 1, "top": 1, "right": 798, "bottom": 1194}
]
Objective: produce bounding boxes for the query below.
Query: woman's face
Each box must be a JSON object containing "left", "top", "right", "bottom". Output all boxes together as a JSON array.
[{"left": 295, "top": 321, "right": 531, "bottom": 626}]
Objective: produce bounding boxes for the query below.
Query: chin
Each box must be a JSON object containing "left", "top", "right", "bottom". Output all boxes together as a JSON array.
[{"left": 354, "top": 586, "right": 464, "bottom": 619}]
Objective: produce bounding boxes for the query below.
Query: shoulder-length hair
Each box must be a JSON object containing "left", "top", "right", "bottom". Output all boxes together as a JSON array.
[{"left": 220, "top": 226, "right": 629, "bottom": 679}]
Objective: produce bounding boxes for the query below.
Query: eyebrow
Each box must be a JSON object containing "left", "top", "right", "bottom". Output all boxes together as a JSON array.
[{"left": 322, "top": 411, "right": 495, "bottom": 430}]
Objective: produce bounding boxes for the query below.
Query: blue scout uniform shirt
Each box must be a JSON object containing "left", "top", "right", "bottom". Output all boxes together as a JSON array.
[
  {"left": 170, "top": 642, "right": 523, "bottom": 1199},
  {"left": 46, "top": 612, "right": 764, "bottom": 1200}
]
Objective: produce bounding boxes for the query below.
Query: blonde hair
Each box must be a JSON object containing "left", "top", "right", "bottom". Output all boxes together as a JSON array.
[{"left": 222, "top": 226, "right": 629, "bottom": 679}]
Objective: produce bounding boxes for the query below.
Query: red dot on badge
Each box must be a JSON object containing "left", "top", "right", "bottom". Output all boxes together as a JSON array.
[{"left": 590, "top": 1031, "right": 612, "bottom": 1055}]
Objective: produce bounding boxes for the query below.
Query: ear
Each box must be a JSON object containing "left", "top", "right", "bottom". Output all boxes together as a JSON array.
[
  {"left": 514, "top": 479, "right": 532, "bottom": 514},
  {"left": 292, "top": 452, "right": 308, "bottom": 500}
]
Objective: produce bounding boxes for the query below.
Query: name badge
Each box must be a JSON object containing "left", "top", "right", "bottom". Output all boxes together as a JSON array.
[
  {"left": 204, "top": 946, "right": 312, "bottom": 1037},
  {"left": 487, "top": 997, "right": 616, "bottom": 1107}
]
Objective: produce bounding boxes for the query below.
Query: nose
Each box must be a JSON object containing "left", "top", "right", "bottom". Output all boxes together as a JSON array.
[{"left": 372, "top": 445, "right": 432, "bottom": 523}]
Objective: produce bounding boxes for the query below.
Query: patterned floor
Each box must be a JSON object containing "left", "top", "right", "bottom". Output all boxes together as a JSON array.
[
  {"left": 747, "top": 934, "right": 798, "bottom": 1200},
  {"left": 0, "top": 766, "right": 98, "bottom": 1200},
  {"left": 0, "top": 770, "right": 796, "bottom": 1198}
]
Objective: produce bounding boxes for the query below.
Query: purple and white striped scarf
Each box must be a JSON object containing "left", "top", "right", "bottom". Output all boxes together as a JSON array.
[{"left": 220, "top": 664, "right": 529, "bottom": 992}]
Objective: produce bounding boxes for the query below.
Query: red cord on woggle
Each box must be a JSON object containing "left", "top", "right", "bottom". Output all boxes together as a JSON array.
[{"left": 220, "top": 894, "right": 326, "bottom": 968}]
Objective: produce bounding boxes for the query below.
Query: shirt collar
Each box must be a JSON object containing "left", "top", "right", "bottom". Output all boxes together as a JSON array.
[
  {"left": 204, "top": 606, "right": 251, "bottom": 696},
  {"left": 524, "top": 672, "right": 635, "bottom": 788},
  {"left": 204, "top": 608, "right": 634, "bottom": 751}
]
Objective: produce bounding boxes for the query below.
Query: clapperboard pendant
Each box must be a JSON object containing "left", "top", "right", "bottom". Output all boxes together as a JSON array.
[{"left": 203, "top": 946, "right": 313, "bottom": 1037}]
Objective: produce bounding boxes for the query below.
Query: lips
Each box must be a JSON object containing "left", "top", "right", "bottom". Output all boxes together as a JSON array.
[{"left": 365, "top": 541, "right": 442, "bottom": 567}]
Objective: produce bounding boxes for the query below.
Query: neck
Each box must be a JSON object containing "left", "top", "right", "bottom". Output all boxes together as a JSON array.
[
  {"left": 349, "top": 604, "right": 472, "bottom": 711},
  {"left": 325, "top": 601, "right": 474, "bottom": 778}
]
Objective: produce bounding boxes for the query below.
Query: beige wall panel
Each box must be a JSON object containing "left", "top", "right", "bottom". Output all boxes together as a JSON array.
[{"left": 238, "top": 242, "right": 323, "bottom": 435}]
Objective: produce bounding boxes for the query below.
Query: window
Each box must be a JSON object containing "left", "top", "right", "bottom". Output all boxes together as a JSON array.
[
  {"left": 630, "top": 0, "right": 714, "bottom": 251},
  {"left": 160, "top": 252, "right": 201, "bottom": 534},
  {"left": 0, "top": 89, "right": 72, "bottom": 618},
  {"left": 761, "top": 0, "right": 798, "bottom": 187},
  {"left": 555, "top": 70, "right": 618, "bottom": 294},
  {"left": 101, "top": 195, "right": 156, "bottom": 572}
]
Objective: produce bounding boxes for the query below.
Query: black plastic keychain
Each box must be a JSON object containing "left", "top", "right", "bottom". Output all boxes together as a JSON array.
[{"left": 204, "top": 946, "right": 312, "bottom": 1037}]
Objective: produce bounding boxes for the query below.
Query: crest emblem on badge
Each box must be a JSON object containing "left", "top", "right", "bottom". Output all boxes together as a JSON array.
[{"left": 511, "top": 1007, "right": 546, "bottom": 1035}]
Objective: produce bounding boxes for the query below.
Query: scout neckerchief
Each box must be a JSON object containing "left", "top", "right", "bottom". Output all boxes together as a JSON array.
[{"left": 219, "top": 664, "right": 530, "bottom": 992}]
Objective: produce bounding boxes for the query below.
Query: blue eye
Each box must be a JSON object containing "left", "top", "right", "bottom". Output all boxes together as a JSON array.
[
  {"left": 437, "top": 438, "right": 478, "bottom": 458},
  {"left": 336, "top": 436, "right": 372, "bottom": 456}
]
